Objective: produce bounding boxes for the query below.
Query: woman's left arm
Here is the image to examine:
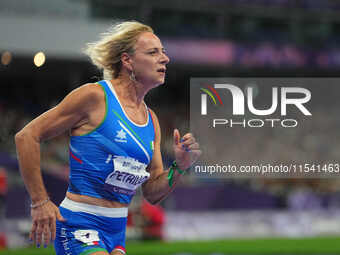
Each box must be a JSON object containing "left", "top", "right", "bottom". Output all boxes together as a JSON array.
[{"left": 142, "top": 109, "right": 201, "bottom": 204}]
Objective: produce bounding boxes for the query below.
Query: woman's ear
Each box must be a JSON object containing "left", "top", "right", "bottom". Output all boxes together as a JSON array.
[{"left": 121, "top": 52, "right": 133, "bottom": 71}]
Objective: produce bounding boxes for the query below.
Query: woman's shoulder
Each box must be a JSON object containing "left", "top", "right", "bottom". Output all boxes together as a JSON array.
[
  {"left": 58, "top": 83, "right": 106, "bottom": 114},
  {"left": 72, "top": 83, "right": 105, "bottom": 101}
]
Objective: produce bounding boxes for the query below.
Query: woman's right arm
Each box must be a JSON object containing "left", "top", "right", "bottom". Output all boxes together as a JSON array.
[{"left": 15, "top": 83, "right": 104, "bottom": 248}]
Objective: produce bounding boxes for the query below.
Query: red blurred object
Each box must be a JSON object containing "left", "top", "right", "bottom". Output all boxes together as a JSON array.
[
  {"left": 0, "top": 232, "right": 7, "bottom": 249},
  {"left": 127, "top": 199, "right": 166, "bottom": 240},
  {"left": 0, "top": 168, "right": 7, "bottom": 196},
  {"left": 140, "top": 199, "right": 165, "bottom": 240}
]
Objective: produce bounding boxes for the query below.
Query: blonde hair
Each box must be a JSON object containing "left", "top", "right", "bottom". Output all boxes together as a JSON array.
[{"left": 84, "top": 21, "right": 153, "bottom": 79}]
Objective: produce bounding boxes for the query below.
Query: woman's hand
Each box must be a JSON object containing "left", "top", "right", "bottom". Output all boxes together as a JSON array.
[
  {"left": 30, "top": 200, "right": 66, "bottom": 248},
  {"left": 173, "top": 129, "right": 202, "bottom": 171}
]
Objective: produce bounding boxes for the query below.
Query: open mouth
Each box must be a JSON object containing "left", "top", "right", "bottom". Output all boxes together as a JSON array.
[{"left": 157, "top": 68, "right": 166, "bottom": 73}]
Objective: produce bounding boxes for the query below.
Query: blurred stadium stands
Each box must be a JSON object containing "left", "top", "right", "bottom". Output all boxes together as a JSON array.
[{"left": 1, "top": 0, "right": 340, "bottom": 250}]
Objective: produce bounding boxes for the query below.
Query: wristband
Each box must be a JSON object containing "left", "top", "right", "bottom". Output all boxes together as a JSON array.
[
  {"left": 31, "top": 197, "right": 50, "bottom": 209},
  {"left": 167, "top": 161, "right": 185, "bottom": 187}
]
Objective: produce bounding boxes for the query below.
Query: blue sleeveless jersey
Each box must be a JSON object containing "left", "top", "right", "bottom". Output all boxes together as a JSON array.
[{"left": 67, "top": 80, "right": 155, "bottom": 204}]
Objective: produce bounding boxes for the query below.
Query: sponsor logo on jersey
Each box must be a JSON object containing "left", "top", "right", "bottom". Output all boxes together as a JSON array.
[{"left": 115, "top": 129, "right": 127, "bottom": 143}]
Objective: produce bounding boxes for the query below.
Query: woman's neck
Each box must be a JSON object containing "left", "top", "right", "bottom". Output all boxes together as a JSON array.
[{"left": 110, "top": 76, "right": 148, "bottom": 108}]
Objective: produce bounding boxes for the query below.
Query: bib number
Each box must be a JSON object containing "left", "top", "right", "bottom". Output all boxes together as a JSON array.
[{"left": 104, "top": 156, "right": 150, "bottom": 195}]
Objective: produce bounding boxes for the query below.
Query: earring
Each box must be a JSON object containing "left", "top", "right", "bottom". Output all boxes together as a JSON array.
[{"left": 129, "top": 71, "right": 136, "bottom": 82}]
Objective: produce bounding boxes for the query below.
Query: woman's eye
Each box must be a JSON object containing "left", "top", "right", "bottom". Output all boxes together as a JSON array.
[{"left": 149, "top": 51, "right": 157, "bottom": 55}]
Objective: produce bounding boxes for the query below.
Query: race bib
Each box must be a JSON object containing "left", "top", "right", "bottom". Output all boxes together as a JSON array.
[{"left": 104, "top": 156, "right": 150, "bottom": 195}]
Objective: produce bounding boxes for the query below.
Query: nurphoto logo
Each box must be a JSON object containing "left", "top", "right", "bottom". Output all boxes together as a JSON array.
[
  {"left": 200, "top": 83, "right": 312, "bottom": 128},
  {"left": 190, "top": 78, "right": 339, "bottom": 178}
]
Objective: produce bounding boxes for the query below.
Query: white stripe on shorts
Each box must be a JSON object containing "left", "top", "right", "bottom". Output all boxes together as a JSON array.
[{"left": 60, "top": 197, "right": 128, "bottom": 218}]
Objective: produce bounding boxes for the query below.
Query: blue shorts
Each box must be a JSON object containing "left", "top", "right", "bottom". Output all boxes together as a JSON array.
[{"left": 54, "top": 198, "right": 128, "bottom": 255}]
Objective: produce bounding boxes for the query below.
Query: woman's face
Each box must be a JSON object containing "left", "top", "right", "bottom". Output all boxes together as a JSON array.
[{"left": 129, "top": 32, "right": 170, "bottom": 88}]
